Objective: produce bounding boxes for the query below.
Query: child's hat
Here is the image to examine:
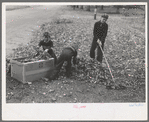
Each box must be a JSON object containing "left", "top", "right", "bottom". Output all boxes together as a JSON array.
[
  {"left": 101, "top": 14, "right": 109, "bottom": 19},
  {"left": 43, "top": 32, "right": 50, "bottom": 37}
]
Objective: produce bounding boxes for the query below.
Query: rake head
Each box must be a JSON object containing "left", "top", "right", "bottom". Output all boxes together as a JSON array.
[{"left": 106, "top": 83, "right": 126, "bottom": 90}]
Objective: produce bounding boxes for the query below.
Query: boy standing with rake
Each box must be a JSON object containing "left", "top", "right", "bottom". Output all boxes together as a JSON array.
[{"left": 90, "top": 14, "right": 109, "bottom": 63}]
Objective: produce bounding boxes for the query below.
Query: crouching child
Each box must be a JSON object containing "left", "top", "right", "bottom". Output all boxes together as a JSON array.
[
  {"left": 49, "top": 42, "right": 80, "bottom": 80},
  {"left": 37, "top": 32, "right": 57, "bottom": 65}
]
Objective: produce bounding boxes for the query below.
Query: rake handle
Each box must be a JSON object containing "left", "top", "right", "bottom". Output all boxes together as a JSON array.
[{"left": 97, "top": 39, "right": 115, "bottom": 84}]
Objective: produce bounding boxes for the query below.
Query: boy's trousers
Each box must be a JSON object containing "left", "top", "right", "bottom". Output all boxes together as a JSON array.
[
  {"left": 90, "top": 37, "right": 104, "bottom": 63},
  {"left": 56, "top": 48, "right": 73, "bottom": 75}
]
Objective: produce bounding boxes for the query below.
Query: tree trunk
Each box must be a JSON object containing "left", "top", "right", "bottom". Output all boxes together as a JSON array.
[
  {"left": 101, "top": 5, "right": 103, "bottom": 10},
  {"left": 79, "top": 5, "right": 83, "bottom": 9},
  {"left": 86, "top": 6, "right": 90, "bottom": 11},
  {"left": 72, "top": 5, "right": 75, "bottom": 10},
  {"left": 116, "top": 7, "right": 120, "bottom": 14}
]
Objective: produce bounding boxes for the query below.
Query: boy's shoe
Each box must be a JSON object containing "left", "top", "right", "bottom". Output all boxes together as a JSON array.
[{"left": 101, "top": 63, "right": 107, "bottom": 67}]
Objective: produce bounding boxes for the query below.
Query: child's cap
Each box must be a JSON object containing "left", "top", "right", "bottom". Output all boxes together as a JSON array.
[
  {"left": 43, "top": 32, "right": 50, "bottom": 37},
  {"left": 101, "top": 14, "right": 109, "bottom": 19}
]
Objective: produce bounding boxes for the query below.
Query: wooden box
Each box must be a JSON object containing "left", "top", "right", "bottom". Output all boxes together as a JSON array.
[{"left": 10, "top": 57, "right": 54, "bottom": 83}]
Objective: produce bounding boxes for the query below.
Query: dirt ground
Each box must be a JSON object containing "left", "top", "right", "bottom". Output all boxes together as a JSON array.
[{"left": 6, "top": 6, "right": 146, "bottom": 103}]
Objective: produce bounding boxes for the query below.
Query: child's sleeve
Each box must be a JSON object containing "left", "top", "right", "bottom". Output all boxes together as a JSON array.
[
  {"left": 93, "top": 22, "right": 97, "bottom": 37},
  {"left": 94, "top": 22, "right": 101, "bottom": 39},
  {"left": 49, "top": 41, "right": 53, "bottom": 47},
  {"left": 73, "top": 51, "right": 78, "bottom": 65},
  {"left": 38, "top": 40, "right": 43, "bottom": 47},
  {"left": 101, "top": 24, "right": 108, "bottom": 42},
  {"left": 48, "top": 49, "right": 57, "bottom": 64}
]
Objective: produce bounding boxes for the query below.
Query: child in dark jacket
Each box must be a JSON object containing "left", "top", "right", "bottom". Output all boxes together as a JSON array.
[
  {"left": 49, "top": 42, "right": 79, "bottom": 80},
  {"left": 37, "top": 32, "right": 57, "bottom": 65},
  {"left": 90, "top": 14, "right": 109, "bottom": 63}
]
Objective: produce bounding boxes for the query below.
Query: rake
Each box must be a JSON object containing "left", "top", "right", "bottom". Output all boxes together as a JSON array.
[{"left": 97, "top": 39, "right": 126, "bottom": 90}]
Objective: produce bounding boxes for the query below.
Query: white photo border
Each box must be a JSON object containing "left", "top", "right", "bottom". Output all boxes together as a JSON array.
[{"left": 2, "top": 2, "right": 148, "bottom": 120}]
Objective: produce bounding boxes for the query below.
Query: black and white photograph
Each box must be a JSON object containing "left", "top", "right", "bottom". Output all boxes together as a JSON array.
[{"left": 2, "top": 2, "right": 148, "bottom": 120}]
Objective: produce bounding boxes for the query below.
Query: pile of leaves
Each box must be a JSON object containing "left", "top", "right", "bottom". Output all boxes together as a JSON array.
[
  {"left": 11, "top": 56, "right": 49, "bottom": 63},
  {"left": 70, "top": 58, "right": 111, "bottom": 84}
]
